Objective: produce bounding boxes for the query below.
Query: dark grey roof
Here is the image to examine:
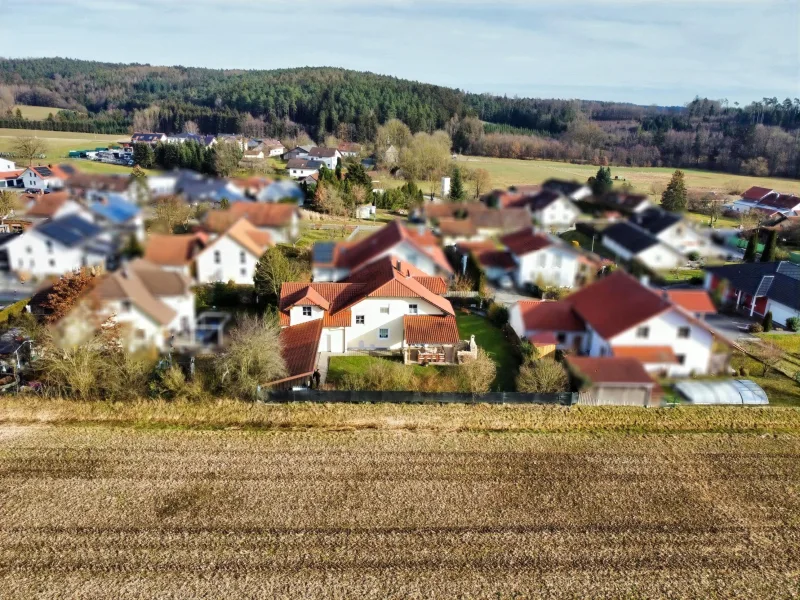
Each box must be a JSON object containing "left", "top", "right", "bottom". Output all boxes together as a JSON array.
[
  {"left": 308, "top": 147, "right": 339, "bottom": 158},
  {"left": 602, "top": 221, "right": 659, "bottom": 254},
  {"left": 542, "top": 179, "right": 587, "bottom": 196},
  {"left": 0, "top": 233, "right": 20, "bottom": 248},
  {"left": 630, "top": 209, "right": 682, "bottom": 234},
  {"left": 526, "top": 190, "right": 562, "bottom": 211},
  {"left": 37, "top": 214, "right": 102, "bottom": 248},
  {"left": 706, "top": 261, "right": 800, "bottom": 310},
  {"left": 313, "top": 242, "right": 336, "bottom": 264}
]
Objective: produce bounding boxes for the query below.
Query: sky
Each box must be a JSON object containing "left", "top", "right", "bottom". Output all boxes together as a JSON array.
[{"left": 2, "top": 0, "right": 798, "bottom": 106}]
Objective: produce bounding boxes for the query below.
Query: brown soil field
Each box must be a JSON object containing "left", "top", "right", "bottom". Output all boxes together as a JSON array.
[{"left": 1, "top": 424, "right": 799, "bottom": 599}]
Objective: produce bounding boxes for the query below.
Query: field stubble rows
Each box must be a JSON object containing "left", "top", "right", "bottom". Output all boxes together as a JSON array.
[{"left": 1, "top": 424, "right": 799, "bottom": 598}]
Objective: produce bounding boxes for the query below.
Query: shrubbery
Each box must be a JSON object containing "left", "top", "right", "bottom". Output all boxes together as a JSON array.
[
  {"left": 787, "top": 317, "right": 800, "bottom": 332},
  {"left": 487, "top": 303, "right": 509, "bottom": 327}
]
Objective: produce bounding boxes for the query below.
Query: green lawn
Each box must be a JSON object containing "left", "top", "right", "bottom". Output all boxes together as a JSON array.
[
  {"left": 456, "top": 313, "right": 518, "bottom": 391},
  {"left": 0, "top": 128, "right": 127, "bottom": 162},
  {"left": 295, "top": 225, "right": 353, "bottom": 248},
  {"left": 657, "top": 268, "right": 705, "bottom": 285},
  {"left": 730, "top": 351, "right": 800, "bottom": 406},
  {"left": 559, "top": 229, "right": 616, "bottom": 261},
  {"left": 685, "top": 210, "right": 741, "bottom": 229},
  {"left": 453, "top": 156, "right": 800, "bottom": 197},
  {"left": 10, "top": 105, "right": 65, "bottom": 120}
]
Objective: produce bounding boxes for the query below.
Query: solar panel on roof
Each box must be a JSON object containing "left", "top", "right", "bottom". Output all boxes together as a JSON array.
[
  {"left": 39, "top": 214, "right": 102, "bottom": 247},
  {"left": 313, "top": 242, "right": 335, "bottom": 263},
  {"left": 35, "top": 167, "right": 53, "bottom": 177}
]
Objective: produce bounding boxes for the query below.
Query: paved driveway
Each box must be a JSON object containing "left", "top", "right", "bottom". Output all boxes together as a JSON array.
[{"left": 705, "top": 313, "right": 760, "bottom": 341}]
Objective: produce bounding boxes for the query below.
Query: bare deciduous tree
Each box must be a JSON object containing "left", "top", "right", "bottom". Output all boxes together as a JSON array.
[{"left": 12, "top": 136, "right": 48, "bottom": 166}]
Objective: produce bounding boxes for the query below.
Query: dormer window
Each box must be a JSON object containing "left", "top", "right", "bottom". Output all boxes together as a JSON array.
[{"left": 302, "top": 306, "right": 312, "bottom": 317}]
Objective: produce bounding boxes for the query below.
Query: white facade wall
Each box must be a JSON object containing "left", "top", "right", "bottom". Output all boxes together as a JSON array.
[
  {"left": 636, "top": 243, "right": 684, "bottom": 269},
  {"left": 290, "top": 167, "right": 318, "bottom": 179},
  {"left": 515, "top": 247, "right": 580, "bottom": 288},
  {"left": 196, "top": 236, "right": 260, "bottom": 284},
  {"left": 104, "top": 293, "right": 194, "bottom": 351},
  {"left": 267, "top": 147, "right": 285, "bottom": 157},
  {"left": 533, "top": 198, "right": 579, "bottom": 230},
  {"left": 345, "top": 297, "right": 441, "bottom": 350},
  {"left": 656, "top": 223, "right": 712, "bottom": 256},
  {"left": 0, "top": 158, "right": 15, "bottom": 171},
  {"left": 766, "top": 299, "right": 800, "bottom": 327},
  {"left": 607, "top": 309, "right": 714, "bottom": 376},
  {"left": 147, "top": 175, "right": 178, "bottom": 197},
  {"left": 6, "top": 230, "right": 106, "bottom": 277}
]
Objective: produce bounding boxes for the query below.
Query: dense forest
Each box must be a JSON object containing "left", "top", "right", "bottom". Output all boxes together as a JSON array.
[{"left": 0, "top": 57, "right": 798, "bottom": 178}]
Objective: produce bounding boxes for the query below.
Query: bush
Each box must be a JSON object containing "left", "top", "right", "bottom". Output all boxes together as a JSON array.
[
  {"left": 340, "top": 359, "right": 414, "bottom": 391},
  {"left": 748, "top": 323, "right": 764, "bottom": 334},
  {"left": 218, "top": 315, "right": 286, "bottom": 400},
  {"left": 487, "top": 303, "right": 509, "bottom": 327},
  {"left": 739, "top": 367, "right": 749, "bottom": 377},
  {"left": 762, "top": 311, "right": 773, "bottom": 333},
  {"left": 786, "top": 317, "right": 800, "bottom": 332},
  {"left": 196, "top": 282, "right": 255, "bottom": 311},
  {"left": 458, "top": 349, "right": 496, "bottom": 394},
  {"left": 516, "top": 357, "right": 569, "bottom": 393}
]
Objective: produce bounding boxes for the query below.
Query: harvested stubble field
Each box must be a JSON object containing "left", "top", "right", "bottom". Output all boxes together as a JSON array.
[{"left": 1, "top": 400, "right": 800, "bottom": 599}]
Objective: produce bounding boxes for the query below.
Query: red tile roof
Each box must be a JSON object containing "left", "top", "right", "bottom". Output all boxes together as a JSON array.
[
  {"left": 24, "top": 192, "right": 72, "bottom": 218},
  {"left": 517, "top": 300, "right": 585, "bottom": 332},
  {"left": 528, "top": 332, "right": 558, "bottom": 346},
  {"left": 403, "top": 315, "right": 460, "bottom": 345},
  {"left": 438, "top": 218, "right": 478, "bottom": 236},
  {"left": 611, "top": 346, "right": 678, "bottom": 364},
  {"left": 500, "top": 228, "right": 553, "bottom": 256},
  {"left": 143, "top": 234, "right": 205, "bottom": 267},
  {"left": 566, "top": 271, "right": 672, "bottom": 339},
  {"left": 565, "top": 356, "right": 655, "bottom": 385},
  {"left": 205, "top": 202, "right": 295, "bottom": 232},
  {"left": 765, "top": 194, "right": 800, "bottom": 210},
  {"left": 272, "top": 319, "right": 323, "bottom": 383},
  {"left": 280, "top": 256, "right": 454, "bottom": 327},
  {"left": 476, "top": 250, "right": 516, "bottom": 270},
  {"left": 742, "top": 186, "right": 774, "bottom": 201},
  {"left": 666, "top": 290, "right": 716, "bottom": 314},
  {"left": 323, "top": 220, "right": 452, "bottom": 275}
]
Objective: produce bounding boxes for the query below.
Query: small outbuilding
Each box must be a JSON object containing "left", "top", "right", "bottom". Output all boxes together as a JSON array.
[{"left": 566, "top": 356, "right": 658, "bottom": 407}]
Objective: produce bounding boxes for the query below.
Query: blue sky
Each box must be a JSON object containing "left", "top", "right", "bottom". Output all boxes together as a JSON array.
[{"left": 2, "top": 0, "right": 798, "bottom": 105}]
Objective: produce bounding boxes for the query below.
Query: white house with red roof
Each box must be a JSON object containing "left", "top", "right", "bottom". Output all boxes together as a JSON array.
[
  {"left": 312, "top": 220, "right": 453, "bottom": 282},
  {"left": 279, "top": 256, "right": 472, "bottom": 364},
  {"left": 19, "top": 165, "right": 69, "bottom": 191},
  {"left": 732, "top": 187, "right": 800, "bottom": 216},
  {"left": 195, "top": 218, "right": 272, "bottom": 284},
  {"left": 510, "top": 271, "right": 728, "bottom": 376},
  {"left": 500, "top": 228, "right": 601, "bottom": 290}
]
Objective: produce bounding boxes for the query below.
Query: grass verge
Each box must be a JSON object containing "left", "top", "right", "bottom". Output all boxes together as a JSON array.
[{"left": 1, "top": 397, "right": 799, "bottom": 433}]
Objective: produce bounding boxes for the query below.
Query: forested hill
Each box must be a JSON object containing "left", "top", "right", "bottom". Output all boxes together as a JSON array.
[{"left": 1, "top": 57, "right": 799, "bottom": 178}]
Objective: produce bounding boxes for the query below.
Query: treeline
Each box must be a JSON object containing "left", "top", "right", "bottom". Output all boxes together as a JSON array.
[{"left": 1, "top": 58, "right": 799, "bottom": 177}]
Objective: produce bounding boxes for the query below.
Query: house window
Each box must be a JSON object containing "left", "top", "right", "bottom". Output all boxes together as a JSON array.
[
  {"left": 556, "top": 333, "right": 566, "bottom": 344},
  {"left": 676, "top": 354, "right": 686, "bottom": 365},
  {"left": 537, "top": 253, "right": 546, "bottom": 267},
  {"left": 240, "top": 250, "right": 246, "bottom": 264},
  {"left": 677, "top": 326, "right": 691, "bottom": 339},
  {"left": 554, "top": 254, "right": 562, "bottom": 268},
  {"left": 302, "top": 306, "right": 312, "bottom": 317},
  {"left": 48, "top": 259, "right": 55, "bottom": 267},
  {"left": 214, "top": 250, "right": 221, "bottom": 264},
  {"left": 409, "top": 304, "right": 418, "bottom": 315},
  {"left": 45, "top": 241, "right": 53, "bottom": 253},
  {"left": 121, "top": 300, "right": 132, "bottom": 313},
  {"left": 356, "top": 315, "right": 365, "bottom": 325},
  {"left": 26, "top": 246, "right": 31, "bottom": 254},
  {"left": 379, "top": 328, "right": 389, "bottom": 339},
  {"left": 380, "top": 305, "right": 390, "bottom": 315},
  {"left": 240, "top": 268, "right": 246, "bottom": 277},
  {"left": 636, "top": 326, "right": 649, "bottom": 339}
]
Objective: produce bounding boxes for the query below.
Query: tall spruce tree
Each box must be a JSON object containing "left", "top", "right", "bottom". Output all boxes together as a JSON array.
[
  {"left": 761, "top": 229, "right": 777, "bottom": 262},
  {"left": 743, "top": 233, "right": 758, "bottom": 262},
  {"left": 589, "top": 166, "right": 613, "bottom": 196},
  {"left": 661, "top": 170, "right": 688, "bottom": 212},
  {"left": 450, "top": 166, "right": 465, "bottom": 202}
]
